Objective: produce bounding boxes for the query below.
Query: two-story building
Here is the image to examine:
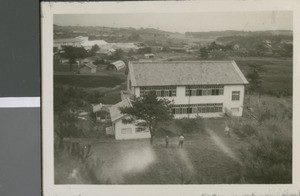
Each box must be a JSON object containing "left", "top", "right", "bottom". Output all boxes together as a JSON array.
[{"left": 127, "top": 61, "right": 248, "bottom": 118}]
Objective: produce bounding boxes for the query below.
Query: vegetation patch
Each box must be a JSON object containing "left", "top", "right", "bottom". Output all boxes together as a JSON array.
[
  {"left": 54, "top": 75, "right": 125, "bottom": 88},
  {"left": 226, "top": 95, "right": 292, "bottom": 183},
  {"left": 235, "top": 58, "right": 292, "bottom": 96},
  {"left": 174, "top": 117, "right": 205, "bottom": 134}
]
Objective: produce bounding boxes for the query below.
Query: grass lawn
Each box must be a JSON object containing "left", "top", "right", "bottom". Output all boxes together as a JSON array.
[
  {"left": 55, "top": 118, "right": 244, "bottom": 184},
  {"left": 54, "top": 75, "right": 125, "bottom": 88}
]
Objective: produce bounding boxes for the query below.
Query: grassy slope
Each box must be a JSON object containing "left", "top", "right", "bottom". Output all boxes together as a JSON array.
[
  {"left": 54, "top": 94, "right": 292, "bottom": 184},
  {"left": 123, "top": 131, "right": 242, "bottom": 184},
  {"left": 55, "top": 118, "right": 243, "bottom": 184}
]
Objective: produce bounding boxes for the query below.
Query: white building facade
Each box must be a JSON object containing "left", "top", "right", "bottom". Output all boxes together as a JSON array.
[
  {"left": 53, "top": 38, "right": 83, "bottom": 49},
  {"left": 127, "top": 61, "right": 248, "bottom": 118},
  {"left": 107, "top": 98, "right": 151, "bottom": 140}
]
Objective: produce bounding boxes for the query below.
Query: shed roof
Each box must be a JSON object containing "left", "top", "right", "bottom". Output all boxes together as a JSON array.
[
  {"left": 80, "top": 62, "right": 97, "bottom": 69},
  {"left": 110, "top": 60, "right": 126, "bottom": 70},
  {"left": 109, "top": 98, "right": 131, "bottom": 122},
  {"left": 128, "top": 61, "right": 248, "bottom": 86}
]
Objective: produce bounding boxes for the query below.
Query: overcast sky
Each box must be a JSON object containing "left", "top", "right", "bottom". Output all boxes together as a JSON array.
[{"left": 54, "top": 11, "right": 292, "bottom": 33}]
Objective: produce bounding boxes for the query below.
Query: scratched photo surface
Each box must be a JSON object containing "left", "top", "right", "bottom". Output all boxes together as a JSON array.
[{"left": 52, "top": 11, "right": 293, "bottom": 185}]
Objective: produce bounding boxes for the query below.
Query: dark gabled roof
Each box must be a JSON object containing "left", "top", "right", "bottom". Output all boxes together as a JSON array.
[
  {"left": 128, "top": 61, "right": 248, "bottom": 86},
  {"left": 80, "top": 62, "right": 97, "bottom": 69},
  {"left": 109, "top": 98, "right": 131, "bottom": 122}
]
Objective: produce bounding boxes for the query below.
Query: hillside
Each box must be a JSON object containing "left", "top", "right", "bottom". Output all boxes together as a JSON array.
[{"left": 185, "top": 30, "right": 292, "bottom": 39}]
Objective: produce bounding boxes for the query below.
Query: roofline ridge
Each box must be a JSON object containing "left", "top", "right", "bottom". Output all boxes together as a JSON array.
[
  {"left": 231, "top": 61, "right": 249, "bottom": 84},
  {"left": 128, "top": 62, "right": 137, "bottom": 86}
]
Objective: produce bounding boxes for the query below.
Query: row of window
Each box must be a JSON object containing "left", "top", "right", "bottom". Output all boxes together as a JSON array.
[
  {"left": 171, "top": 103, "right": 223, "bottom": 114},
  {"left": 137, "top": 86, "right": 240, "bottom": 101},
  {"left": 140, "top": 86, "right": 176, "bottom": 90},
  {"left": 140, "top": 86, "right": 177, "bottom": 97},
  {"left": 185, "top": 85, "right": 224, "bottom": 96},
  {"left": 185, "top": 88, "right": 224, "bottom": 96},
  {"left": 120, "top": 127, "right": 148, "bottom": 134},
  {"left": 187, "top": 85, "right": 224, "bottom": 89}
]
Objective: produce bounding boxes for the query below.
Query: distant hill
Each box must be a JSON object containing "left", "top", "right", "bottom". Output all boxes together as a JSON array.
[
  {"left": 54, "top": 25, "right": 174, "bottom": 37},
  {"left": 185, "top": 30, "right": 292, "bottom": 39},
  {"left": 53, "top": 24, "right": 182, "bottom": 46}
]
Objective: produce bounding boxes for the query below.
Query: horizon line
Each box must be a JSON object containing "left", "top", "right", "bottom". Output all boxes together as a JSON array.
[{"left": 53, "top": 24, "right": 293, "bottom": 34}]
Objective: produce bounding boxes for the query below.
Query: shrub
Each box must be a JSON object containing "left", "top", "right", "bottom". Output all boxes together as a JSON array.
[
  {"left": 239, "top": 123, "right": 292, "bottom": 183},
  {"left": 93, "top": 59, "right": 105, "bottom": 65},
  {"left": 232, "top": 123, "right": 257, "bottom": 138},
  {"left": 234, "top": 95, "right": 292, "bottom": 183},
  {"left": 226, "top": 95, "right": 292, "bottom": 183}
]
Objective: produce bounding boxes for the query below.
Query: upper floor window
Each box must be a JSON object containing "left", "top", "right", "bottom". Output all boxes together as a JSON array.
[
  {"left": 232, "top": 91, "right": 240, "bottom": 101},
  {"left": 140, "top": 86, "right": 176, "bottom": 97},
  {"left": 185, "top": 85, "right": 224, "bottom": 96}
]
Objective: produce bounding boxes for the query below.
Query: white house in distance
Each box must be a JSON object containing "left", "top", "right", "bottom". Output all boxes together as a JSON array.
[
  {"left": 81, "top": 40, "right": 108, "bottom": 50},
  {"left": 127, "top": 61, "right": 248, "bottom": 118},
  {"left": 107, "top": 98, "right": 151, "bottom": 140},
  {"left": 53, "top": 37, "right": 83, "bottom": 49}
]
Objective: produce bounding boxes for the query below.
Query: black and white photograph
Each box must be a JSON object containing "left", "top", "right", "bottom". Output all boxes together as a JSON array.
[{"left": 42, "top": 1, "right": 299, "bottom": 195}]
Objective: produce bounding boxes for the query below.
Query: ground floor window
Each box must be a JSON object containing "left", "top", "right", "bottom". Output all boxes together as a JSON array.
[
  {"left": 121, "top": 128, "right": 132, "bottom": 134},
  {"left": 230, "top": 108, "right": 240, "bottom": 113},
  {"left": 135, "top": 126, "right": 147, "bottom": 132},
  {"left": 171, "top": 103, "right": 223, "bottom": 114}
]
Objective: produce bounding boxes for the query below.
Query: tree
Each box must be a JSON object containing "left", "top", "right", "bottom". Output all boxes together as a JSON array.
[
  {"left": 61, "top": 46, "right": 88, "bottom": 71},
  {"left": 208, "top": 41, "right": 224, "bottom": 51},
  {"left": 138, "top": 47, "right": 152, "bottom": 54},
  {"left": 111, "top": 48, "right": 124, "bottom": 60},
  {"left": 128, "top": 33, "right": 141, "bottom": 41},
  {"left": 54, "top": 111, "right": 82, "bottom": 149},
  {"left": 255, "top": 43, "right": 268, "bottom": 56},
  {"left": 246, "top": 64, "right": 265, "bottom": 95},
  {"left": 53, "top": 85, "right": 91, "bottom": 148},
  {"left": 282, "top": 44, "right": 293, "bottom": 57},
  {"left": 119, "top": 91, "right": 174, "bottom": 144},
  {"left": 127, "top": 49, "right": 135, "bottom": 56},
  {"left": 200, "top": 47, "right": 209, "bottom": 59},
  {"left": 208, "top": 49, "right": 229, "bottom": 60},
  {"left": 88, "top": 44, "right": 100, "bottom": 56}
]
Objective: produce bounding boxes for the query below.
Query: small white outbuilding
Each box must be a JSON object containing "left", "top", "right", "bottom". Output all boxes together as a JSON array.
[{"left": 107, "top": 98, "right": 151, "bottom": 140}]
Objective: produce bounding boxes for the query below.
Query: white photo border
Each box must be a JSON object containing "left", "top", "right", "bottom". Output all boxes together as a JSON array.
[{"left": 41, "top": 1, "right": 300, "bottom": 195}]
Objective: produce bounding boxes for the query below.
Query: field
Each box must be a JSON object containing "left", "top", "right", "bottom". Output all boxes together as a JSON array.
[
  {"left": 55, "top": 118, "right": 244, "bottom": 184},
  {"left": 54, "top": 75, "right": 125, "bottom": 88},
  {"left": 235, "top": 57, "right": 293, "bottom": 95}
]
